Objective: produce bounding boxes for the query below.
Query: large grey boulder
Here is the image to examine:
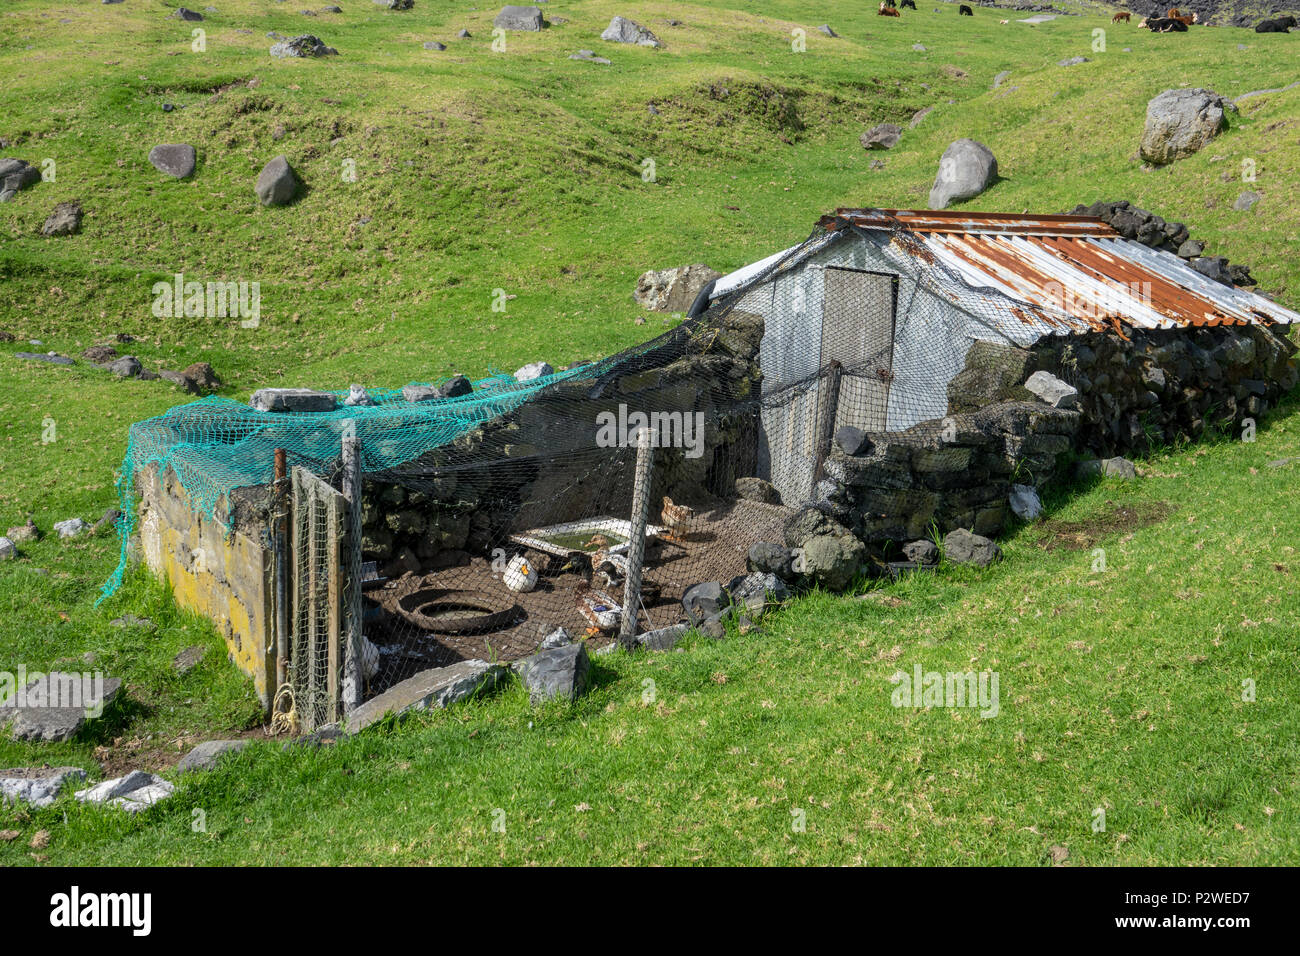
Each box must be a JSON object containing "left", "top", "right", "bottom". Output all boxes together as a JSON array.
[
  {"left": 255, "top": 155, "right": 299, "bottom": 205},
  {"left": 512, "top": 642, "right": 590, "bottom": 704},
  {"left": 249, "top": 387, "right": 337, "bottom": 412},
  {"left": 148, "top": 144, "right": 196, "bottom": 178},
  {"left": 943, "top": 528, "right": 1002, "bottom": 568},
  {"left": 177, "top": 739, "right": 250, "bottom": 773},
  {"left": 784, "top": 507, "right": 865, "bottom": 592},
  {"left": 270, "top": 34, "right": 338, "bottom": 57},
  {"left": 601, "top": 16, "right": 663, "bottom": 47},
  {"left": 41, "top": 201, "right": 83, "bottom": 236},
  {"left": 1, "top": 767, "right": 86, "bottom": 808},
  {"left": 494, "top": 5, "right": 545, "bottom": 31},
  {"left": 860, "top": 123, "right": 902, "bottom": 150},
  {"left": 345, "top": 659, "right": 504, "bottom": 732},
  {"left": 634, "top": 263, "right": 720, "bottom": 312},
  {"left": 1139, "top": 89, "right": 1229, "bottom": 166},
  {"left": 1, "top": 673, "right": 122, "bottom": 742},
  {"left": 0, "top": 159, "right": 41, "bottom": 202},
  {"left": 929, "top": 139, "right": 997, "bottom": 210},
  {"left": 1023, "top": 370, "right": 1078, "bottom": 409}
]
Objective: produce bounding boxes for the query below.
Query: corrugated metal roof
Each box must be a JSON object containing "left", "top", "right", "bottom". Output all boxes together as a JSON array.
[
  {"left": 826, "top": 208, "right": 1300, "bottom": 332},
  {"left": 713, "top": 208, "right": 1300, "bottom": 333}
]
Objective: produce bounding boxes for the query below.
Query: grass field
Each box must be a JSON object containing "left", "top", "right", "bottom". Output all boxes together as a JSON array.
[{"left": 1, "top": 0, "right": 1298, "bottom": 865}]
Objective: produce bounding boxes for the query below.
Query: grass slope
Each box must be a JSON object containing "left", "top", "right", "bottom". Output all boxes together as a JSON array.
[{"left": 1, "top": 1, "right": 1298, "bottom": 864}]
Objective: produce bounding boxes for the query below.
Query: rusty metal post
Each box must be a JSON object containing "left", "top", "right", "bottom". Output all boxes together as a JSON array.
[
  {"left": 273, "top": 448, "right": 289, "bottom": 691},
  {"left": 619, "top": 427, "right": 655, "bottom": 650},
  {"left": 340, "top": 428, "right": 362, "bottom": 713}
]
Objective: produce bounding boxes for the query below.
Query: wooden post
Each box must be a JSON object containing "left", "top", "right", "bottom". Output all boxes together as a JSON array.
[
  {"left": 812, "top": 359, "right": 843, "bottom": 486},
  {"left": 273, "top": 449, "right": 289, "bottom": 691},
  {"left": 340, "top": 429, "right": 362, "bottom": 713},
  {"left": 325, "top": 494, "right": 340, "bottom": 724},
  {"left": 618, "top": 427, "right": 655, "bottom": 650}
]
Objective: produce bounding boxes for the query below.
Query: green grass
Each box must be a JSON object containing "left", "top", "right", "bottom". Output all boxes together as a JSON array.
[{"left": 2, "top": 0, "right": 1299, "bottom": 864}]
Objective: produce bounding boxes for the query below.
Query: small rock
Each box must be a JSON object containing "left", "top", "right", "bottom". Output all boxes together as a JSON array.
[
  {"left": 494, "top": 5, "right": 545, "bottom": 31},
  {"left": 75, "top": 770, "right": 174, "bottom": 812},
  {"left": 902, "top": 539, "right": 939, "bottom": 565},
  {"left": 817, "top": 24, "right": 838, "bottom": 37},
  {"left": 148, "top": 144, "right": 197, "bottom": 178},
  {"left": 1008, "top": 483, "right": 1042, "bottom": 520},
  {"left": 726, "top": 571, "right": 788, "bottom": 613},
  {"left": 92, "top": 508, "right": 121, "bottom": 535},
  {"left": 423, "top": 41, "right": 446, "bottom": 50},
  {"left": 913, "top": 43, "right": 926, "bottom": 52},
  {"left": 539, "top": 626, "right": 572, "bottom": 650},
  {"left": 0, "top": 537, "right": 14, "bottom": 561},
  {"left": 15, "top": 352, "right": 74, "bottom": 365},
  {"left": 1232, "top": 191, "right": 1260, "bottom": 212},
  {"left": 176, "top": 739, "right": 249, "bottom": 773},
  {"left": 106, "top": 355, "right": 143, "bottom": 378},
  {"left": 514, "top": 361, "right": 553, "bottom": 382},
  {"left": 182, "top": 361, "right": 221, "bottom": 390},
  {"left": 633, "top": 623, "right": 689, "bottom": 651},
  {"left": 1176, "top": 239, "right": 1204, "bottom": 258},
  {"left": 175, "top": 7, "right": 204, "bottom": 21},
  {"left": 747, "top": 541, "right": 795, "bottom": 580},
  {"left": 255, "top": 155, "right": 299, "bottom": 206},
  {"left": 943, "top": 528, "right": 1002, "bottom": 568},
  {"left": 512, "top": 642, "right": 590, "bottom": 704},
  {"left": 993, "top": 70, "right": 1011, "bottom": 89},
  {"left": 41, "top": 201, "right": 83, "bottom": 236},
  {"left": 682, "top": 581, "right": 729, "bottom": 623},
  {"left": 860, "top": 123, "right": 902, "bottom": 151},
  {"left": 82, "top": 344, "right": 118, "bottom": 363},
  {"left": 835, "top": 425, "right": 871, "bottom": 456},
  {"left": 734, "top": 476, "right": 780, "bottom": 504},
  {"left": 6, "top": 520, "right": 38, "bottom": 543},
  {"left": 1, "top": 767, "right": 87, "bottom": 809},
  {"left": 111, "top": 613, "right": 154, "bottom": 628},
  {"left": 53, "top": 517, "right": 86, "bottom": 538},
  {"left": 601, "top": 16, "right": 662, "bottom": 47},
  {"left": 159, "top": 370, "right": 200, "bottom": 393},
  {"left": 343, "top": 384, "right": 376, "bottom": 406},
  {"left": 1024, "top": 370, "right": 1078, "bottom": 409},
  {"left": 1057, "top": 56, "right": 1089, "bottom": 66},
  {"left": 569, "top": 49, "right": 611, "bottom": 64}
]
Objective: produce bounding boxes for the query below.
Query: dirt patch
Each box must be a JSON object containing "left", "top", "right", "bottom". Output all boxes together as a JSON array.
[{"left": 1036, "top": 500, "right": 1174, "bottom": 552}]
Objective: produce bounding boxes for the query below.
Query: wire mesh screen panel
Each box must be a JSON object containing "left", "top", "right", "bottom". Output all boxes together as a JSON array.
[
  {"left": 291, "top": 466, "right": 345, "bottom": 732},
  {"left": 823, "top": 267, "right": 895, "bottom": 435}
]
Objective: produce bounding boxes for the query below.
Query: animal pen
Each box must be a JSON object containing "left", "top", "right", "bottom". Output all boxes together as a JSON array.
[{"left": 109, "top": 209, "right": 1299, "bottom": 729}]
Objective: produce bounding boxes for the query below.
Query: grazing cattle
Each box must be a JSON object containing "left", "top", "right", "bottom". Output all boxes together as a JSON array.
[
  {"left": 900, "top": 0, "right": 917, "bottom": 8},
  {"left": 1112, "top": 12, "right": 1130, "bottom": 23},
  {"left": 1146, "top": 16, "right": 1188, "bottom": 31},
  {"left": 1255, "top": 15, "right": 1297, "bottom": 32},
  {"left": 999, "top": 18, "right": 1009, "bottom": 23},
  {"left": 959, "top": 4, "right": 974, "bottom": 14},
  {"left": 878, "top": 1, "right": 901, "bottom": 15}
]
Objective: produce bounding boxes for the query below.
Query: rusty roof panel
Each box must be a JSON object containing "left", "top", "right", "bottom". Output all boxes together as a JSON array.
[{"left": 823, "top": 208, "right": 1120, "bottom": 237}]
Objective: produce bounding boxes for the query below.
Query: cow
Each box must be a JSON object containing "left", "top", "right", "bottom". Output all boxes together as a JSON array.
[
  {"left": 878, "top": 1, "right": 901, "bottom": 15},
  {"left": 959, "top": 4, "right": 974, "bottom": 15},
  {"left": 1112, "top": 12, "right": 1130, "bottom": 23},
  {"left": 1145, "top": 16, "right": 1188, "bottom": 31},
  {"left": 1255, "top": 15, "right": 1297, "bottom": 32},
  {"left": 900, "top": 0, "right": 917, "bottom": 8}
]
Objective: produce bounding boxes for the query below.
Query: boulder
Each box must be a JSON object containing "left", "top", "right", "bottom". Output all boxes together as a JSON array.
[
  {"left": 255, "top": 155, "right": 299, "bottom": 205},
  {"left": 41, "top": 201, "right": 83, "bottom": 236},
  {"left": 1008, "top": 483, "right": 1042, "bottom": 520},
  {"left": 818, "top": 24, "right": 839, "bottom": 37},
  {"left": 148, "top": 144, "right": 197, "bottom": 178},
  {"left": 249, "top": 387, "right": 337, "bottom": 412},
  {"left": 835, "top": 425, "right": 871, "bottom": 456},
  {"left": 601, "top": 16, "right": 663, "bottom": 47},
  {"left": 512, "top": 642, "right": 590, "bottom": 704},
  {"left": 494, "top": 5, "right": 545, "bottom": 31},
  {"left": 1138, "top": 89, "right": 1230, "bottom": 166},
  {"left": 0, "top": 767, "right": 86, "bottom": 809},
  {"left": 734, "top": 476, "right": 780, "bottom": 504},
  {"left": 928, "top": 139, "right": 997, "bottom": 210},
  {"left": 1023, "top": 370, "right": 1078, "bottom": 409},
  {"left": 539, "top": 626, "right": 572, "bottom": 650},
  {"left": 269, "top": 34, "right": 338, "bottom": 57},
  {"left": 784, "top": 507, "right": 864, "bottom": 591},
  {"left": 402, "top": 375, "right": 472, "bottom": 402},
  {"left": 1, "top": 673, "right": 122, "bottom": 742},
  {"left": 182, "top": 362, "right": 221, "bottom": 390},
  {"left": 726, "top": 571, "right": 789, "bottom": 613},
  {"left": 860, "top": 123, "right": 902, "bottom": 150},
  {"left": 903, "top": 539, "right": 939, "bottom": 565},
  {"left": 682, "top": 581, "right": 729, "bottom": 623},
  {"left": 1191, "top": 256, "right": 1233, "bottom": 286},
  {"left": 943, "top": 528, "right": 1002, "bottom": 568},
  {"left": 175, "top": 7, "right": 204, "bottom": 20},
  {"left": 422, "top": 41, "right": 446, "bottom": 50},
  {"left": 634, "top": 263, "right": 721, "bottom": 313},
  {"left": 176, "top": 739, "right": 250, "bottom": 773},
  {"left": 747, "top": 541, "right": 796, "bottom": 580},
  {"left": 106, "top": 355, "right": 143, "bottom": 378}
]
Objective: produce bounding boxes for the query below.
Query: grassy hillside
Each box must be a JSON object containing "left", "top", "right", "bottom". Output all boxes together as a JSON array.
[{"left": 1, "top": 1, "right": 1298, "bottom": 864}]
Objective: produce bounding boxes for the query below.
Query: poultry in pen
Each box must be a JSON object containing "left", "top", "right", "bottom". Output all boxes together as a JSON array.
[{"left": 660, "top": 496, "right": 695, "bottom": 542}]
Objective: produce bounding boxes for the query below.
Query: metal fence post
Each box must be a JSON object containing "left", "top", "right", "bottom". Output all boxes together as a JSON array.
[
  {"left": 619, "top": 427, "right": 654, "bottom": 650},
  {"left": 341, "top": 428, "right": 363, "bottom": 713},
  {"left": 273, "top": 449, "right": 289, "bottom": 693}
]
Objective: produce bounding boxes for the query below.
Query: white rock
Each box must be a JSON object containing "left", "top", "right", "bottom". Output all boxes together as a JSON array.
[
  {"left": 0, "top": 536, "right": 14, "bottom": 560},
  {"left": 343, "top": 384, "right": 376, "bottom": 406},
  {"left": 75, "top": 770, "right": 169, "bottom": 806},
  {"left": 0, "top": 767, "right": 86, "bottom": 808},
  {"left": 53, "top": 518, "right": 86, "bottom": 538},
  {"left": 1024, "top": 370, "right": 1079, "bottom": 409},
  {"left": 1009, "top": 483, "right": 1042, "bottom": 520},
  {"left": 514, "top": 361, "right": 554, "bottom": 383}
]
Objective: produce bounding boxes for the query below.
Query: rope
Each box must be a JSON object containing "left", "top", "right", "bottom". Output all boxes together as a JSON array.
[{"left": 269, "top": 682, "right": 298, "bottom": 736}]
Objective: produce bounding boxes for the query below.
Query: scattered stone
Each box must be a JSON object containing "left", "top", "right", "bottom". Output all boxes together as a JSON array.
[
  {"left": 1024, "top": 370, "right": 1078, "bottom": 409},
  {"left": 539, "top": 626, "right": 572, "bottom": 650},
  {"left": 175, "top": 7, "right": 204, "bottom": 21},
  {"left": 374, "top": 0, "right": 414, "bottom": 7},
  {"left": 835, "top": 425, "right": 871, "bottom": 456},
  {"left": 860, "top": 123, "right": 902, "bottom": 151},
  {"left": 943, "top": 528, "right": 1002, "bottom": 568},
  {"left": 1139, "top": 89, "right": 1230, "bottom": 166},
  {"left": 176, "top": 739, "right": 249, "bottom": 773},
  {"left": 912, "top": 43, "right": 926, "bottom": 52},
  {"left": 343, "top": 384, "right": 376, "bottom": 407},
  {"left": 1, "top": 767, "right": 87, "bottom": 809},
  {"left": 494, "top": 5, "right": 545, "bottom": 31},
  {"left": 929, "top": 139, "right": 997, "bottom": 210},
  {"left": 747, "top": 541, "right": 795, "bottom": 580},
  {"left": 148, "top": 144, "right": 196, "bottom": 178},
  {"left": 75, "top": 770, "right": 174, "bottom": 813},
  {"left": 402, "top": 375, "right": 472, "bottom": 402},
  {"left": 53, "top": 517, "right": 86, "bottom": 538},
  {"left": 0, "top": 537, "right": 14, "bottom": 561},
  {"left": 783, "top": 508, "right": 865, "bottom": 591},
  {"left": 634, "top": 263, "right": 720, "bottom": 312},
  {"left": 514, "top": 361, "right": 553, "bottom": 382},
  {"left": 345, "top": 659, "right": 504, "bottom": 733},
  {"left": 15, "top": 352, "right": 74, "bottom": 365},
  {"left": 601, "top": 16, "right": 662, "bottom": 47},
  {"left": 423, "top": 41, "right": 446, "bottom": 50},
  {"left": 6, "top": 519, "right": 38, "bottom": 543},
  {"left": 726, "top": 571, "right": 788, "bottom": 613},
  {"left": 159, "top": 370, "right": 200, "bottom": 393},
  {"left": 682, "top": 581, "right": 729, "bottom": 623},
  {"left": 1100, "top": 456, "right": 1137, "bottom": 479},
  {"left": 903, "top": 539, "right": 939, "bottom": 565},
  {"left": 82, "top": 344, "right": 118, "bottom": 363},
  {"left": 910, "top": 106, "right": 935, "bottom": 128},
  {"left": 92, "top": 508, "right": 121, "bottom": 535},
  {"left": 1176, "top": 238, "right": 1204, "bottom": 258},
  {"left": 0, "top": 159, "right": 41, "bottom": 202},
  {"left": 181, "top": 361, "right": 220, "bottom": 390},
  {"left": 1232, "top": 191, "right": 1260, "bottom": 212},
  {"left": 698, "top": 614, "right": 727, "bottom": 640},
  {"left": 1008, "top": 483, "right": 1042, "bottom": 520},
  {"left": 1, "top": 673, "right": 122, "bottom": 742},
  {"left": 41, "top": 201, "right": 83, "bottom": 236},
  {"left": 818, "top": 24, "right": 838, "bottom": 37},
  {"left": 249, "top": 387, "right": 337, "bottom": 412},
  {"left": 993, "top": 70, "right": 1011, "bottom": 89},
  {"left": 569, "top": 49, "right": 611, "bottom": 64},
  {"left": 323, "top": 5, "right": 343, "bottom": 10},
  {"left": 173, "top": 645, "right": 206, "bottom": 674},
  {"left": 512, "top": 641, "right": 590, "bottom": 704},
  {"left": 633, "top": 623, "right": 689, "bottom": 650},
  {"left": 255, "top": 155, "right": 299, "bottom": 205},
  {"left": 106, "top": 355, "right": 143, "bottom": 378},
  {"left": 270, "top": 34, "right": 338, "bottom": 58},
  {"left": 457, "top": 28, "right": 471, "bottom": 37},
  {"left": 1191, "top": 255, "right": 1233, "bottom": 286},
  {"left": 1057, "top": 56, "right": 1089, "bottom": 66}
]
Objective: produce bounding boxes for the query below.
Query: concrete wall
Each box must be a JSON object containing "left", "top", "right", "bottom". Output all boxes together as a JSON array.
[{"left": 137, "top": 465, "right": 277, "bottom": 710}]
